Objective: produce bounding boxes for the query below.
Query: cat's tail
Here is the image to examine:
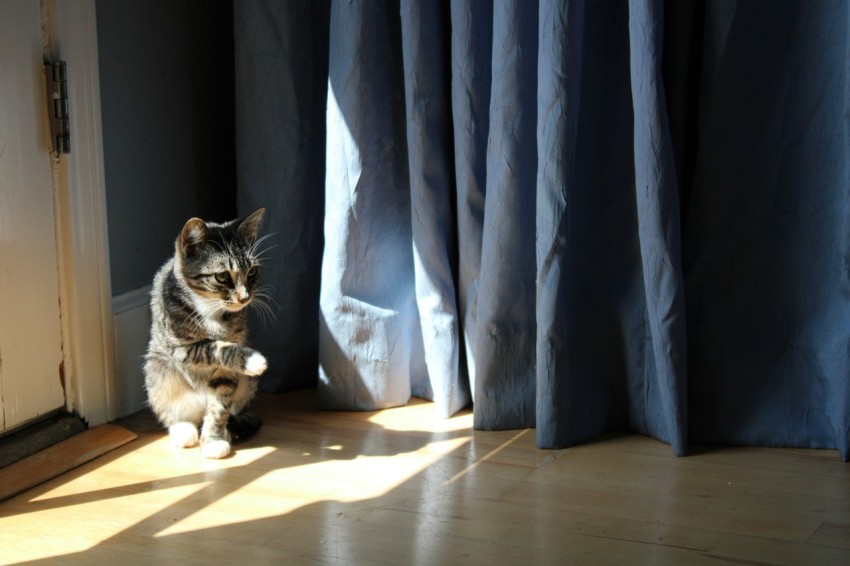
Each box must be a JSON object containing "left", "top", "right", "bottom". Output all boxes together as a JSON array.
[{"left": 227, "top": 410, "right": 263, "bottom": 442}]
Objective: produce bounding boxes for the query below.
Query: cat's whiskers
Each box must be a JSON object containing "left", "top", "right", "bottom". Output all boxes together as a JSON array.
[
  {"left": 248, "top": 284, "right": 277, "bottom": 327},
  {"left": 250, "top": 297, "right": 275, "bottom": 327},
  {"left": 252, "top": 283, "right": 276, "bottom": 299},
  {"left": 186, "top": 310, "right": 208, "bottom": 332},
  {"left": 249, "top": 233, "right": 275, "bottom": 256},
  {"left": 249, "top": 233, "right": 277, "bottom": 265},
  {"left": 186, "top": 309, "right": 212, "bottom": 333}
]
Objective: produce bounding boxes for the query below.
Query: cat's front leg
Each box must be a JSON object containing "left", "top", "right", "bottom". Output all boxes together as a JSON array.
[
  {"left": 199, "top": 371, "right": 240, "bottom": 459},
  {"left": 177, "top": 339, "right": 268, "bottom": 376}
]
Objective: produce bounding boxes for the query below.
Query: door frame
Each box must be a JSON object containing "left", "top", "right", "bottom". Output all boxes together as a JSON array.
[{"left": 49, "top": 0, "right": 116, "bottom": 426}]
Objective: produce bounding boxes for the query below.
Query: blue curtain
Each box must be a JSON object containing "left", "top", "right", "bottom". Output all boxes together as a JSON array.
[{"left": 235, "top": 0, "right": 850, "bottom": 460}]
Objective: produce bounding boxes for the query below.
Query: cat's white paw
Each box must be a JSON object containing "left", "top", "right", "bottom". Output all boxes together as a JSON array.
[
  {"left": 169, "top": 422, "right": 199, "bottom": 448},
  {"left": 244, "top": 351, "right": 267, "bottom": 376},
  {"left": 201, "top": 439, "right": 231, "bottom": 459}
]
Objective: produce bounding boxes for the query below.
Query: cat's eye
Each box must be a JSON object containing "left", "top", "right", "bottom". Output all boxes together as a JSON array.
[
  {"left": 247, "top": 267, "right": 259, "bottom": 279},
  {"left": 214, "top": 272, "right": 230, "bottom": 284}
]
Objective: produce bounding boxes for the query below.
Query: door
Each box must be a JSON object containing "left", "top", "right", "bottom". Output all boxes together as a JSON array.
[{"left": 0, "top": 1, "right": 67, "bottom": 432}]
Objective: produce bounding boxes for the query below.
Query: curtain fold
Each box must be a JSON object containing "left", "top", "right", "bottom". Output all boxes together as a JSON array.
[
  {"left": 627, "top": 0, "right": 689, "bottom": 455},
  {"left": 472, "top": 0, "right": 539, "bottom": 430},
  {"left": 400, "top": 0, "right": 471, "bottom": 417},
  {"left": 236, "top": 0, "right": 850, "bottom": 460},
  {"left": 449, "top": 0, "right": 492, "bottom": 407},
  {"left": 535, "top": 0, "right": 588, "bottom": 450}
]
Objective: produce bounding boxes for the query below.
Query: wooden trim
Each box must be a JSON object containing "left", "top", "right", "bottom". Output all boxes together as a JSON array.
[
  {"left": 49, "top": 0, "right": 117, "bottom": 425},
  {"left": 0, "top": 424, "right": 136, "bottom": 503}
]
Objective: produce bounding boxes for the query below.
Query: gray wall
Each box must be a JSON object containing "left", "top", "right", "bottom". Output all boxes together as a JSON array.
[{"left": 97, "top": 0, "right": 236, "bottom": 295}]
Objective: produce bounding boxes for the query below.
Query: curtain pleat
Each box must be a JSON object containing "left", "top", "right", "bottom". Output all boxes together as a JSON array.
[
  {"left": 535, "top": 0, "right": 588, "bottom": 449},
  {"left": 449, "top": 0, "right": 492, "bottom": 402},
  {"left": 236, "top": 0, "right": 850, "bottom": 460},
  {"left": 471, "top": 0, "right": 539, "bottom": 430},
  {"left": 627, "top": 0, "right": 688, "bottom": 455}
]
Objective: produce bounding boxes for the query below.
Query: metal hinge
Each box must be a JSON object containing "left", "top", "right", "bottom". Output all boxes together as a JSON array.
[{"left": 44, "top": 61, "right": 70, "bottom": 155}]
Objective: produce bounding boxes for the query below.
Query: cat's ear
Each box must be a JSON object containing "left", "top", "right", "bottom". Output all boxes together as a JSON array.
[
  {"left": 238, "top": 207, "right": 266, "bottom": 243},
  {"left": 180, "top": 218, "right": 210, "bottom": 256}
]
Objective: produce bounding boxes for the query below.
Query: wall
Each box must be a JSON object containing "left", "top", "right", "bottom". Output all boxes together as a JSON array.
[
  {"left": 97, "top": 0, "right": 236, "bottom": 295},
  {"left": 96, "top": 0, "right": 236, "bottom": 415}
]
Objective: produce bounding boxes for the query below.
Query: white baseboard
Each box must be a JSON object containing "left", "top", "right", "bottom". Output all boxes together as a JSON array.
[{"left": 112, "top": 286, "right": 151, "bottom": 418}]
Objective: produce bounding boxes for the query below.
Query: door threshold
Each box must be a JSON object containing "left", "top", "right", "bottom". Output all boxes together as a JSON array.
[
  {"left": 0, "top": 413, "right": 87, "bottom": 469},
  {"left": 0, "top": 423, "right": 137, "bottom": 503}
]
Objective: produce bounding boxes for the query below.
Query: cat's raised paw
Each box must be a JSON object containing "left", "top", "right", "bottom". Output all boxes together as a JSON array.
[
  {"left": 244, "top": 351, "right": 267, "bottom": 376},
  {"left": 169, "top": 422, "right": 199, "bottom": 448},
  {"left": 201, "top": 439, "right": 232, "bottom": 459}
]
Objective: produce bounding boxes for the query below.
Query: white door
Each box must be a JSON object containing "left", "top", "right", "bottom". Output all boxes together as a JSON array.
[{"left": 0, "top": 0, "right": 67, "bottom": 432}]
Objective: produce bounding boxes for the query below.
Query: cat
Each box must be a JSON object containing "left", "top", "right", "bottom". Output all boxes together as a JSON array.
[{"left": 143, "top": 208, "right": 271, "bottom": 459}]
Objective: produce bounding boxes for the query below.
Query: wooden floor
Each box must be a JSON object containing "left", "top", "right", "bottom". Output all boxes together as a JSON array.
[{"left": 0, "top": 389, "right": 848, "bottom": 565}]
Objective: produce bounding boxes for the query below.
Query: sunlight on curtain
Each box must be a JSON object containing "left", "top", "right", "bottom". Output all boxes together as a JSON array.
[{"left": 318, "top": 0, "right": 423, "bottom": 412}]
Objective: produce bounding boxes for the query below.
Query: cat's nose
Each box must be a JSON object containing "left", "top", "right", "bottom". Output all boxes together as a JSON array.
[{"left": 236, "top": 287, "right": 250, "bottom": 304}]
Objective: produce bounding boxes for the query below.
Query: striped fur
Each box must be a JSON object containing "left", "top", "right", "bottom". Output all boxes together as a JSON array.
[{"left": 143, "top": 208, "right": 269, "bottom": 459}]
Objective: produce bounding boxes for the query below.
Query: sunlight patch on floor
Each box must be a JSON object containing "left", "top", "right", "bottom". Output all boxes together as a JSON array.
[
  {"left": 1, "top": 479, "right": 212, "bottom": 562},
  {"left": 0, "top": 440, "right": 279, "bottom": 562},
  {"left": 155, "top": 435, "right": 470, "bottom": 537},
  {"left": 366, "top": 400, "right": 474, "bottom": 433}
]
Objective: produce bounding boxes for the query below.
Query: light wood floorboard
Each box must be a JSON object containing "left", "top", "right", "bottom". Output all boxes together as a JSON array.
[{"left": 0, "top": 389, "right": 847, "bottom": 565}]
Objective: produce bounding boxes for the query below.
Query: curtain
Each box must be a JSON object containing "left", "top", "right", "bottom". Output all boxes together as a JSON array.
[{"left": 235, "top": 0, "right": 850, "bottom": 460}]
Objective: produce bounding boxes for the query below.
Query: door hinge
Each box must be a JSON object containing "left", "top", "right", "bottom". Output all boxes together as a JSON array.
[{"left": 44, "top": 61, "right": 70, "bottom": 155}]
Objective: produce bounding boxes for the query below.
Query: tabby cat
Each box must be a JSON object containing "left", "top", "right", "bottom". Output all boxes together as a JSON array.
[{"left": 144, "top": 208, "right": 269, "bottom": 459}]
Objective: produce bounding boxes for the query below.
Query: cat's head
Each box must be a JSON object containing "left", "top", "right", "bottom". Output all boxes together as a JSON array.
[{"left": 174, "top": 208, "right": 267, "bottom": 313}]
